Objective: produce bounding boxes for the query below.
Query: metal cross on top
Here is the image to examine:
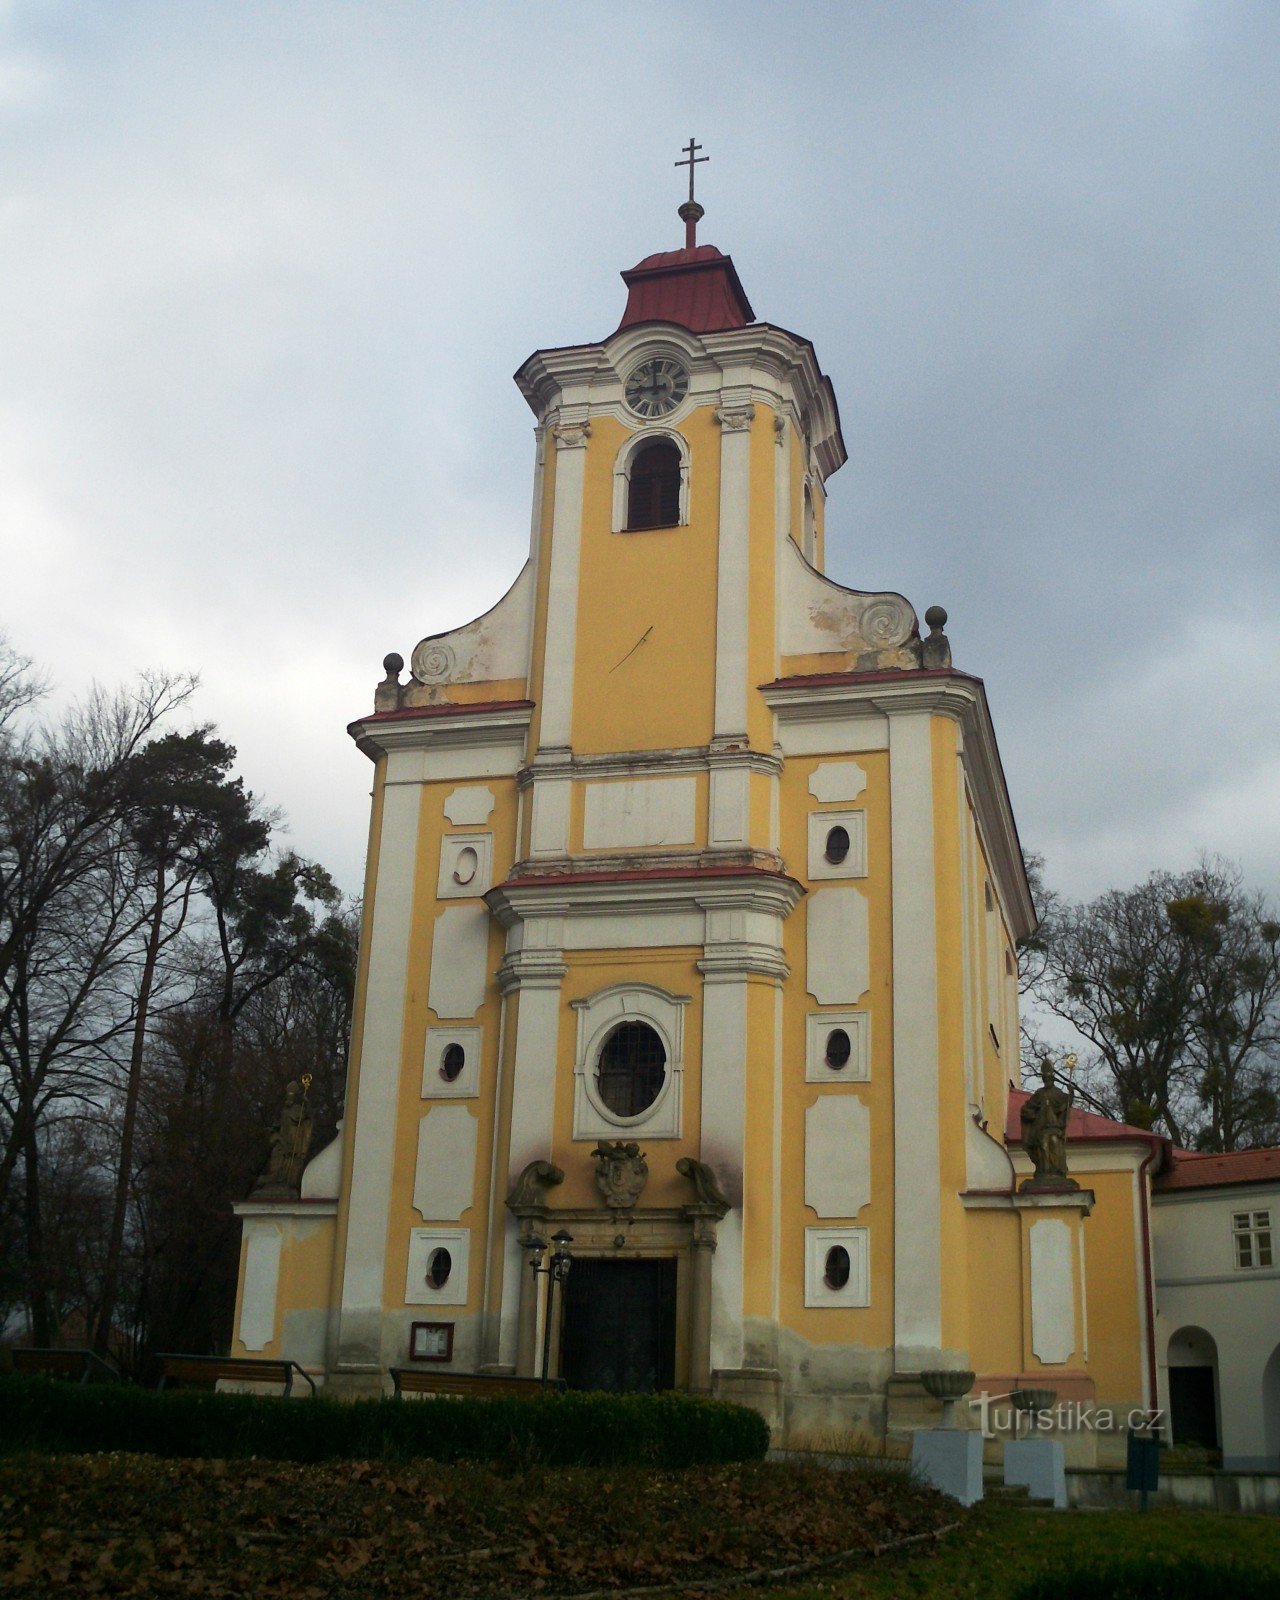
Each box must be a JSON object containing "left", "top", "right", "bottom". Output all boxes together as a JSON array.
[{"left": 675, "top": 137, "right": 708, "bottom": 248}]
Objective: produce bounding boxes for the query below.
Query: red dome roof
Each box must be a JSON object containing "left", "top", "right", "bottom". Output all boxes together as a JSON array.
[{"left": 617, "top": 244, "right": 754, "bottom": 334}]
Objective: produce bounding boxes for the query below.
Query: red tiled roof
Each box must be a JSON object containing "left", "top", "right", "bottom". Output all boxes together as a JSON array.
[
  {"left": 617, "top": 245, "right": 754, "bottom": 334},
  {"left": 1154, "top": 1147, "right": 1280, "bottom": 1192},
  {"left": 1006, "top": 1089, "right": 1164, "bottom": 1149}
]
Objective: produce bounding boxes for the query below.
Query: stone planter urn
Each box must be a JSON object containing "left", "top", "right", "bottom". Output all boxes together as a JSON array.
[
  {"left": 1010, "top": 1387, "right": 1057, "bottom": 1432},
  {"left": 920, "top": 1369, "right": 976, "bottom": 1429}
]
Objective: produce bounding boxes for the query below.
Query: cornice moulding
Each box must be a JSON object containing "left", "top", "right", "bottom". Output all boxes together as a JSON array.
[
  {"left": 348, "top": 705, "right": 533, "bottom": 762},
  {"left": 486, "top": 871, "right": 803, "bottom": 928}
]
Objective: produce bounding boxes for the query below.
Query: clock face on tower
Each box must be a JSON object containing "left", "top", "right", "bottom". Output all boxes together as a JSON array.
[{"left": 624, "top": 357, "right": 689, "bottom": 419}]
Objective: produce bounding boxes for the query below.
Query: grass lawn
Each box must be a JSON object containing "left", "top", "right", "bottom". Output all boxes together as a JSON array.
[
  {"left": 2, "top": 1452, "right": 1277, "bottom": 1597},
  {"left": 758, "top": 1499, "right": 1280, "bottom": 1599}
]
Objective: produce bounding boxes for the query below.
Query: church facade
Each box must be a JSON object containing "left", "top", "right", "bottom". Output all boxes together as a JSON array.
[{"left": 232, "top": 198, "right": 1157, "bottom": 1451}]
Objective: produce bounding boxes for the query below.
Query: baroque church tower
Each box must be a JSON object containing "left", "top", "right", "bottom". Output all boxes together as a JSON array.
[{"left": 234, "top": 163, "right": 1151, "bottom": 1445}]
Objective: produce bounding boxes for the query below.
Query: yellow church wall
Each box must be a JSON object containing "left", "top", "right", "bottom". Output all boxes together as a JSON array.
[
  {"left": 1078, "top": 1168, "right": 1148, "bottom": 1405},
  {"left": 430, "top": 678, "right": 529, "bottom": 707},
  {"left": 230, "top": 1213, "right": 337, "bottom": 1365},
  {"left": 570, "top": 410, "right": 720, "bottom": 756},
  {"left": 964, "top": 1210, "right": 1024, "bottom": 1375}
]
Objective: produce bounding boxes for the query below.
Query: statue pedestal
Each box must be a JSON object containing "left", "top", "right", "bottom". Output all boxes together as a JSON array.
[
  {"left": 1004, "top": 1437, "right": 1067, "bottom": 1508},
  {"left": 910, "top": 1430, "right": 984, "bottom": 1506}
]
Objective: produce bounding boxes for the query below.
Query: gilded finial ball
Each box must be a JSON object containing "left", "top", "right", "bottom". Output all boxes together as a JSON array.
[
  {"left": 924, "top": 606, "right": 948, "bottom": 631},
  {"left": 383, "top": 651, "right": 404, "bottom": 676}
]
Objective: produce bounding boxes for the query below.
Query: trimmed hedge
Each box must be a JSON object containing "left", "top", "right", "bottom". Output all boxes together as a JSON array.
[
  {"left": 1013, "top": 1557, "right": 1280, "bottom": 1600},
  {"left": 0, "top": 1374, "right": 769, "bottom": 1467}
]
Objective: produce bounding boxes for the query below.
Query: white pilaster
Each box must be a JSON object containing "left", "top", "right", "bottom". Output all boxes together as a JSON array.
[
  {"left": 336, "top": 776, "right": 422, "bottom": 1368},
  {"left": 712, "top": 402, "right": 754, "bottom": 742},
  {"left": 887, "top": 709, "right": 942, "bottom": 1364},
  {"left": 699, "top": 971, "right": 747, "bottom": 1371},
  {"left": 538, "top": 421, "right": 590, "bottom": 750},
  {"left": 495, "top": 939, "right": 566, "bottom": 1367}
]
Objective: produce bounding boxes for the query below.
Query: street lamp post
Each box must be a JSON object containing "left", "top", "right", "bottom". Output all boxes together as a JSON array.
[{"left": 524, "top": 1228, "right": 573, "bottom": 1388}]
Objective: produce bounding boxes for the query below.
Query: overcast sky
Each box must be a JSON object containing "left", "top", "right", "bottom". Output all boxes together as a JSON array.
[{"left": 2, "top": 1, "right": 1277, "bottom": 909}]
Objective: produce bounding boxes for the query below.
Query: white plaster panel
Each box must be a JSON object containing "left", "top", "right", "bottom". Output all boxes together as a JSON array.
[
  {"left": 405, "top": 1227, "right": 470, "bottom": 1307},
  {"left": 1030, "top": 1218, "right": 1076, "bottom": 1365},
  {"left": 806, "top": 888, "right": 870, "bottom": 1004},
  {"left": 436, "top": 832, "right": 494, "bottom": 900},
  {"left": 413, "top": 1106, "right": 478, "bottom": 1221},
  {"left": 808, "top": 762, "right": 867, "bottom": 804},
  {"left": 529, "top": 777, "right": 571, "bottom": 856},
  {"left": 804, "top": 1011, "right": 870, "bottom": 1083},
  {"left": 428, "top": 905, "right": 491, "bottom": 1019},
  {"left": 563, "top": 909, "right": 703, "bottom": 950},
  {"left": 805, "top": 1097, "right": 871, "bottom": 1219},
  {"left": 238, "top": 1225, "right": 282, "bottom": 1352},
  {"left": 422, "top": 1025, "right": 482, "bottom": 1099},
  {"left": 443, "top": 785, "right": 495, "bottom": 825},
  {"left": 709, "top": 766, "right": 750, "bottom": 847},
  {"left": 804, "top": 1226, "right": 870, "bottom": 1308},
  {"left": 582, "top": 776, "right": 697, "bottom": 850},
  {"left": 806, "top": 809, "right": 868, "bottom": 881},
  {"left": 775, "top": 718, "right": 888, "bottom": 757}
]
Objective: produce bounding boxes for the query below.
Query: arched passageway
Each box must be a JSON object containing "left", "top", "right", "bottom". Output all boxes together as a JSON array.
[{"left": 1167, "top": 1326, "right": 1220, "bottom": 1451}]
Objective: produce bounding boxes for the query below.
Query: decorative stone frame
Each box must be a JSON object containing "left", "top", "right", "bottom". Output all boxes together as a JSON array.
[
  {"left": 806, "top": 809, "right": 867, "bottom": 880},
  {"left": 436, "top": 831, "right": 494, "bottom": 900},
  {"left": 571, "top": 982, "right": 689, "bottom": 1140},
  {"left": 507, "top": 1155, "right": 729, "bottom": 1391},
  {"left": 611, "top": 427, "right": 691, "bottom": 533},
  {"left": 804, "top": 1226, "right": 870, "bottom": 1308},
  {"left": 421, "top": 1025, "right": 482, "bottom": 1099},
  {"left": 405, "top": 1226, "right": 470, "bottom": 1307},
  {"left": 804, "top": 1010, "right": 870, "bottom": 1083}
]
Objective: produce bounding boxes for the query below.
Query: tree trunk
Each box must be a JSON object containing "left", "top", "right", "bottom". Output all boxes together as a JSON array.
[{"left": 95, "top": 853, "right": 169, "bottom": 1355}]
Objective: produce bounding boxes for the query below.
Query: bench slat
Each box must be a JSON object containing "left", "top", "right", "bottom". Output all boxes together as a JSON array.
[
  {"left": 155, "top": 1353, "right": 316, "bottom": 1397},
  {"left": 389, "top": 1368, "right": 557, "bottom": 1399}
]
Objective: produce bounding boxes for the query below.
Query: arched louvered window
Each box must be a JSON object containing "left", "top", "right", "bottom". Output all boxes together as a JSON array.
[{"left": 626, "top": 439, "right": 682, "bottom": 531}]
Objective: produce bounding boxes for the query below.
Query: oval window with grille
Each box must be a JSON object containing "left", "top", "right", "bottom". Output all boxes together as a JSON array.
[
  {"left": 440, "top": 1043, "right": 465, "bottom": 1082},
  {"left": 824, "top": 825, "right": 851, "bottom": 865},
  {"left": 596, "top": 1021, "right": 666, "bottom": 1118},
  {"left": 824, "top": 1245, "right": 851, "bottom": 1291},
  {"left": 426, "top": 1247, "right": 452, "bottom": 1290},
  {"left": 824, "top": 1028, "right": 852, "bottom": 1070}
]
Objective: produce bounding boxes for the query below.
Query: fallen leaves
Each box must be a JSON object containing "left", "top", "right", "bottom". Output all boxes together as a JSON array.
[{"left": 0, "top": 1451, "right": 958, "bottom": 1598}]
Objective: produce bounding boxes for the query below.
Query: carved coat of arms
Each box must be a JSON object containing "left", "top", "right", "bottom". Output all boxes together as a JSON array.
[{"left": 592, "top": 1140, "right": 649, "bottom": 1210}]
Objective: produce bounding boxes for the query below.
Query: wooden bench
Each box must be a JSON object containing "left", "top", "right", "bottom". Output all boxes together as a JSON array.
[
  {"left": 155, "top": 1353, "right": 316, "bottom": 1398},
  {"left": 389, "top": 1368, "right": 563, "bottom": 1400},
  {"left": 9, "top": 1347, "right": 120, "bottom": 1384}
]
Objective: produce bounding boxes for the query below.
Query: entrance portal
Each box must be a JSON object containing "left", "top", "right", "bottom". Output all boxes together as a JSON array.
[{"left": 560, "top": 1257, "right": 677, "bottom": 1392}]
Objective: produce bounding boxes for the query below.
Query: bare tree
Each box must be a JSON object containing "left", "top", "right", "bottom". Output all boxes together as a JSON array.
[{"left": 1022, "top": 857, "right": 1280, "bottom": 1149}]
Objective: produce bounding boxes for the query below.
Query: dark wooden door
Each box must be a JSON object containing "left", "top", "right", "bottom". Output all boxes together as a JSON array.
[
  {"left": 559, "top": 1258, "right": 677, "bottom": 1393},
  {"left": 1169, "top": 1367, "right": 1219, "bottom": 1449}
]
